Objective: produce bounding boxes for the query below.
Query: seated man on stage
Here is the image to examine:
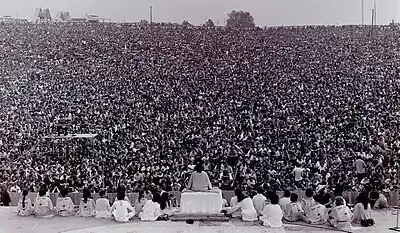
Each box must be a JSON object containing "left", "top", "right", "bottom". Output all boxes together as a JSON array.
[
  {"left": 180, "top": 163, "right": 223, "bottom": 214},
  {"left": 183, "top": 164, "right": 219, "bottom": 193}
]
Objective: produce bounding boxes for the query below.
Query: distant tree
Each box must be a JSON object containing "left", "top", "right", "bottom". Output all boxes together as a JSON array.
[
  {"left": 205, "top": 19, "right": 215, "bottom": 27},
  {"left": 226, "top": 10, "right": 255, "bottom": 28}
]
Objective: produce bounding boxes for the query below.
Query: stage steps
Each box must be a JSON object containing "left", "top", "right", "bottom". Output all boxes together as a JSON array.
[{"left": 169, "top": 213, "right": 229, "bottom": 222}]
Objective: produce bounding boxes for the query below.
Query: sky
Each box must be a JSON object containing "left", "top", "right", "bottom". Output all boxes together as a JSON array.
[{"left": 0, "top": 0, "right": 399, "bottom": 26}]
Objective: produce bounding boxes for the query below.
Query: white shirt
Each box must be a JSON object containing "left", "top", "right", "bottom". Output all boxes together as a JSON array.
[
  {"left": 139, "top": 200, "right": 162, "bottom": 221},
  {"left": 17, "top": 198, "right": 32, "bottom": 216},
  {"left": 96, "top": 198, "right": 111, "bottom": 218},
  {"left": 252, "top": 194, "right": 267, "bottom": 214},
  {"left": 228, "top": 197, "right": 258, "bottom": 221},
  {"left": 112, "top": 200, "right": 135, "bottom": 222},
  {"left": 260, "top": 204, "right": 283, "bottom": 227},
  {"left": 34, "top": 196, "right": 53, "bottom": 216},
  {"left": 55, "top": 197, "right": 75, "bottom": 216},
  {"left": 279, "top": 197, "right": 290, "bottom": 213},
  {"left": 115, "top": 196, "right": 131, "bottom": 205},
  {"left": 230, "top": 196, "right": 241, "bottom": 218},
  {"left": 301, "top": 197, "right": 316, "bottom": 214},
  {"left": 293, "top": 167, "right": 304, "bottom": 181},
  {"left": 305, "top": 203, "right": 327, "bottom": 224},
  {"left": 79, "top": 198, "right": 96, "bottom": 217}
]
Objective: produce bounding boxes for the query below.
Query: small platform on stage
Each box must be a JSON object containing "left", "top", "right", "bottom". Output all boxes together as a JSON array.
[{"left": 169, "top": 213, "right": 229, "bottom": 222}]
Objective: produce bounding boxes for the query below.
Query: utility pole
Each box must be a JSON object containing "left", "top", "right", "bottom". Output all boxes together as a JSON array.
[
  {"left": 149, "top": 6, "right": 153, "bottom": 24},
  {"left": 374, "top": 0, "right": 377, "bottom": 25},
  {"left": 361, "top": 0, "right": 364, "bottom": 25}
]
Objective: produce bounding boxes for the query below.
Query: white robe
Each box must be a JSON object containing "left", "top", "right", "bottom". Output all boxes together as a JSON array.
[
  {"left": 112, "top": 200, "right": 136, "bottom": 222},
  {"left": 115, "top": 196, "right": 131, "bottom": 205},
  {"left": 329, "top": 205, "right": 353, "bottom": 230},
  {"left": 260, "top": 204, "right": 283, "bottom": 227},
  {"left": 55, "top": 197, "right": 76, "bottom": 217},
  {"left": 279, "top": 197, "right": 290, "bottom": 215},
  {"left": 34, "top": 196, "right": 54, "bottom": 217},
  {"left": 78, "top": 198, "right": 96, "bottom": 217},
  {"left": 284, "top": 202, "right": 304, "bottom": 222},
  {"left": 352, "top": 203, "right": 372, "bottom": 224},
  {"left": 304, "top": 203, "right": 327, "bottom": 224},
  {"left": 301, "top": 197, "right": 315, "bottom": 214},
  {"left": 252, "top": 194, "right": 267, "bottom": 214},
  {"left": 139, "top": 200, "right": 162, "bottom": 221},
  {"left": 228, "top": 197, "right": 258, "bottom": 221},
  {"left": 95, "top": 198, "right": 111, "bottom": 218},
  {"left": 17, "top": 198, "right": 33, "bottom": 216},
  {"left": 134, "top": 198, "right": 148, "bottom": 215},
  {"left": 229, "top": 196, "right": 241, "bottom": 218}
]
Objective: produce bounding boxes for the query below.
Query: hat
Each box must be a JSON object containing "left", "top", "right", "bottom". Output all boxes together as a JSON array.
[{"left": 316, "top": 185, "right": 326, "bottom": 193}]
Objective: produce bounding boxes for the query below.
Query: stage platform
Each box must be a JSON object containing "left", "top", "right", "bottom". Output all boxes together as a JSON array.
[{"left": 0, "top": 207, "right": 398, "bottom": 233}]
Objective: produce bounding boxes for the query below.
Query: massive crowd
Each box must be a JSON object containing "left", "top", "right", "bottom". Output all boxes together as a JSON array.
[{"left": 0, "top": 23, "right": 400, "bottom": 195}]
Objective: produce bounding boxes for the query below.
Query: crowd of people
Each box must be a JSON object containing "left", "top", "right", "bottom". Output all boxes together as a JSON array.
[{"left": 0, "top": 22, "right": 400, "bottom": 195}]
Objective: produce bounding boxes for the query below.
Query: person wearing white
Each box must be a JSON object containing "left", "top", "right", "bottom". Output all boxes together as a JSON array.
[
  {"left": 139, "top": 193, "right": 163, "bottom": 221},
  {"left": 252, "top": 187, "right": 267, "bottom": 215},
  {"left": 373, "top": 193, "right": 388, "bottom": 209},
  {"left": 95, "top": 190, "right": 111, "bottom": 219},
  {"left": 17, "top": 190, "right": 32, "bottom": 216},
  {"left": 352, "top": 193, "right": 374, "bottom": 226},
  {"left": 185, "top": 164, "right": 213, "bottom": 192},
  {"left": 329, "top": 197, "right": 353, "bottom": 230},
  {"left": 112, "top": 193, "right": 136, "bottom": 222},
  {"left": 279, "top": 190, "right": 291, "bottom": 216},
  {"left": 134, "top": 190, "right": 148, "bottom": 215},
  {"left": 284, "top": 193, "right": 304, "bottom": 222},
  {"left": 260, "top": 193, "right": 283, "bottom": 227},
  {"left": 55, "top": 188, "right": 76, "bottom": 217},
  {"left": 226, "top": 189, "right": 258, "bottom": 221},
  {"left": 229, "top": 195, "right": 242, "bottom": 218},
  {"left": 301, "top": 189, "right": 315, "bottom": 215},
  {"left": 78, "top": 189, "right": 96, "bottom": 217},
  {"left": 304, "top": 195, "right": 327, "bottom": 225},
  {"left": 34, "top": 189, "right": 54, "bottom": 217}
]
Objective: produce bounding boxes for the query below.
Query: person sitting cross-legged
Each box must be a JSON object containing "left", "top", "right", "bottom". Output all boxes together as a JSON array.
[
  {"left": 304, "top": 194, "right": 327, "bottom": 225},
  {"left": 328, "top": 197, "right": 353, "bottom": 230},
  {"left": 112, "top": 192, "right": 136, "bottom": 222},
  {"left": 259, "top": 193, "right": 283, "bottom": 227},
  {"left": 55, "top": 188, "right": 76, "bottom": 217},
  {"left": 17, "top": 190, "right": 33, "bottom": 217},
  {"left": 284, "top": 193, "right": 304, "bottom": 222}
]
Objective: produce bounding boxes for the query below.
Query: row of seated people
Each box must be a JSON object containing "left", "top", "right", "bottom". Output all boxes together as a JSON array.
[
  {"left": 222, "top": 187, "right": 388, "bottom": 230},
  {"left": 15, "top": 188, "right": 176, "bottom": 222}
]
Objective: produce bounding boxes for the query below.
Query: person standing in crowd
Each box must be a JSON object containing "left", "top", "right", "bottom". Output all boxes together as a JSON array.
[
  {"left": 95, "top": 190, "right": 111, "bottom": 219},
  {"left": 284, "top": 193, "right": 304, "bottom": 222},
  {"left": 329, "top": 197, "right": 353, "bottom": 230},
  {"left": 292, "top": 163, "right": 304, "bottom": 188},
  {"left": 78, "top": 189, "right": 96, "bottom": 217},
  {"left": 259, "top": 193, "right": 283, "bottom": 227},
  {"left": 252, "top": 186, "right": 267, "bottom": 215},
  {"left": 355, "top": 156, "right": 366, "bottom": 181},
  {"left": 226, "top": 189, "right": 258, "bottom": 221},
  {"left": 111, "top": 192, "right": 136, "bottom": 222},
  {"left": 17, "top": 190, "right": 32, "bottom": 216},
  {"left": 34, "top": 189, "right": 54, "bottom": 217},
  {"left": 55, "top": 188, "right": 76, "bottom": 217}
]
